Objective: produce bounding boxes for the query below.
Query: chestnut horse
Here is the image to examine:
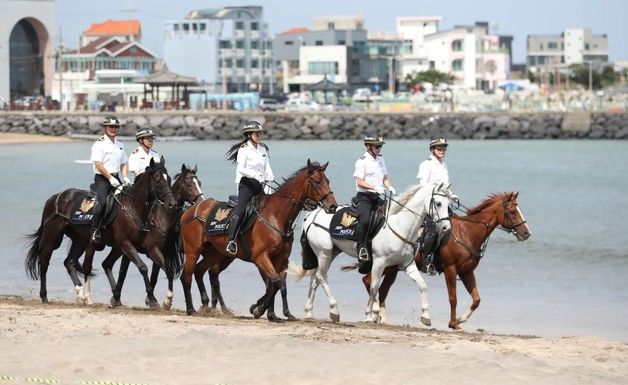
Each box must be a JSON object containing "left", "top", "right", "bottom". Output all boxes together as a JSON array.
[
  {"left": 361, "top": 192, "right": 531, "bottom": 329},
  {"left": 101, "top": 164, "right": 205, "bottom": 309},
  {"left": 179, "top": 160, "right": 338, "bottom": 319},
  {"left": 25, "top": 158, "right": 176, "bottom": 305}
]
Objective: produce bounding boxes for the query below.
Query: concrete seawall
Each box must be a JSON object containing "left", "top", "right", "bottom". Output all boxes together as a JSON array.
[{"left": 1, "top": 111, "right": 627, "bottom": 140}]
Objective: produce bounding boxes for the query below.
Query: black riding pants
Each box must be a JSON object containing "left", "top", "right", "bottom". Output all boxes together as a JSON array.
[
  {"left": 92, "top": 173, "right": 118, "bottom": 226},
  {"left": 353, "top": 191, "right": 380, "bottom": 246},
  {"left": 229, "top": 177, "right": 262, "bottom": 238}
]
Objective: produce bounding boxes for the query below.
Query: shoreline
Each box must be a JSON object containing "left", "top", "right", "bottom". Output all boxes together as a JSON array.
[
  {"left": 1, "top": 297, "right": 626, "bottom": 385},
  {"left": 0, "top": 132, "right": 75, "bottom": 145}
]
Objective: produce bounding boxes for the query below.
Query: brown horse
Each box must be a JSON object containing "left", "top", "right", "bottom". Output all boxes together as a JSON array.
[
  {"left": 361, "top": 192, "right": 531, "bottom": 329},
  {"left": 25, "top": 158, "right": 176, "bottom": 305},
  {"left": 179, "top": 160, "right": 338, "bottom": 319},
  {"left": 101, "top": 164, "right": 205, "bottom": 308}
]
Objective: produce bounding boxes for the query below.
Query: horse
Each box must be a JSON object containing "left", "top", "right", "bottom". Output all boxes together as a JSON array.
[
  {"left": 179, "top": 159, "right": 338, "bottom": 320},
  {"left": 294, "top": 183, "right": 453, "bottom": 326},
  {"left": 25, "top": 158, "right": 177, "bottom": 305},
  {"left": 360, "top": 192, "right": 531, "bottom": 329},
  {"left": 100, "top": 164, "right": 205, "bottom": 309}
]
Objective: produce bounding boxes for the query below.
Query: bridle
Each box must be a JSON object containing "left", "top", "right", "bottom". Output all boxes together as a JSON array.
[
  {"left": 498, "top": 199, "right": 527, "bottom": 237},
  {"left": 173, "top": 171, "right": 204, "bottom": 207}
]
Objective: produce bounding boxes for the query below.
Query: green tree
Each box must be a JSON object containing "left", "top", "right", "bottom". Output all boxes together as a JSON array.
[{"left": 405, "top": 69, "right": 455, "bottom": 89}]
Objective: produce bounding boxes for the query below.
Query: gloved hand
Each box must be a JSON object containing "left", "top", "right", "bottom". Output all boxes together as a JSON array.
[
  {"left": 263, "top": 182, "right": 273, "bottom": 195},
  {"left": 123, "top": 176, "right": 132, "bottom": 187},
  {"left": 388, "top": 186, "right": 397, "bottom": 196},
  {"left": 374, "top": 186, "right": 387, "bottom": 195},
  {"left": 108, "top": 176, "right": 121, "bottom": 188}
]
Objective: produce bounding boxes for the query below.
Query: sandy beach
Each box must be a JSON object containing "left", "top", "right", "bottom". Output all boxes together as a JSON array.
[
  {"left": 0, "top": 297, "right": 626, "bottom": 385},
  {"left": 0, "top": 132, "right": 74, "bottom": 145}
]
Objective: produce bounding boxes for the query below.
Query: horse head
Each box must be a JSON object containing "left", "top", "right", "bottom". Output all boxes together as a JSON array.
[
  {"left": 140, "top": 157, "right": 176, "bottom": 210},
  {"left": 498, "top": 192, "right": 530, "bottom": 241},
  {"left": 172, "top": 164, "right": 204, "bottom": 207},
  {"left": 428, "top": 183, "right": 452, "bottom": 235},
  {"left": 303, "top": 159, "right": 338, "bottom": 213}
]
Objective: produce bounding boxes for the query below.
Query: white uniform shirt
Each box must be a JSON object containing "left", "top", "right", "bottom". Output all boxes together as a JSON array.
[
  {"left": 128, "top": 146, "right": 160, "bottom": 176},
  {"left": 235, "top": 141, "right": 274, "bottom": 184},
  {"left": 90, "top": 135, "right": 128, "bottom": 175},
  {"left": 417, "top": 155, "right": 449, "bottom": 185},
  {"left": 353, "top": 151, "right": 388, "bottom": 192}
]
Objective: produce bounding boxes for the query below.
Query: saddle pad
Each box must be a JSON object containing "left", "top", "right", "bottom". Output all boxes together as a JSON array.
[
  {"left": 329, "top": 207, "right": 359, "bottom": 240},
  {"left": 69, "top": 193, "right": 96, "bottom": 224},
  {"left": 205, "top": 202, "right": 234, "bottom": 235}
]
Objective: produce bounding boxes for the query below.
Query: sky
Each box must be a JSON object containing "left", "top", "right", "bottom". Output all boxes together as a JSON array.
[{"left": 55, "top": 0, "right": 628, "bottom": 63}]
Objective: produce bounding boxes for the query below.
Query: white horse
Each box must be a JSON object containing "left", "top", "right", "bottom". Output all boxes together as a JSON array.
[{"left": 294, "top": 183, "right": 452, "bottom": 325}]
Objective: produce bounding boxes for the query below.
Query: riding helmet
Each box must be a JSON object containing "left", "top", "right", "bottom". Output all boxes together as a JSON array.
[
  {"left": 241, "top": 120, "right": 263, "bottom": 135},
  {"left": 101, "top": 115, "right": 120, "bottom": 127},
  {"left": 429, "top": 137, "right": 448, "bottom": 149},
  {"left": 364, "top": 134, "right": 385, "bottom": 146},
  {"left": 136, "top": 127, "right": 155, "bottom": 142}
]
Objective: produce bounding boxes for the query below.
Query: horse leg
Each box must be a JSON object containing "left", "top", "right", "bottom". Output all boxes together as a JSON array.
[
  {"left": 316, "top": 261, "right": 340, "bottom": 323},
  {"left": 304, "top": 270, "right": 321, "bottom": 319},
  {"left": 142, "top": 249, "right": 165, "bottom": 308},
  {"left": 279, "top": 271, "right": 296, "bottom": 321},
  {"left": 120, "top": 242, "right": 159, "bottom": 309},
  {"left": 102, "top": 249, "right": 123, "bottom": 305},
  {"left": 365, "top": 260, "right": 386, "bottom": 323},
  {"left": 194, "top": 256, "right": 212, "bottom": 309},
  {"left": 180, "top": 238, "right": 202, "bottom": 316},
  {"left": 458, "top": 271, "right": 480, "bottom": 326},
  {"left": 110, "top": 256, "right": 130, "bottom": 308},
  {"left": 444, "top": 266, "right": 460, "bottom": 330},
  {"left": 211, "top": 258, "right": 235, "bottom": 313},
  {"left": 260, "top": 275, "right": 280, "bottom": 322},
  {"left": 372, "top": 267, "right": 399, "bottom": 324},
  {"left": 403, "top": 262, "right": 432, "bottom": 327},
  {"left": 38, "top": 224, "right": 65, "bottom": 303},
  {"left": 62, "top": 240, "right": 87, "bottom": 297},
  {"left": 251, "top": 253, "right": 281, "bottom": 319},
  {"left": 78, "top": 242, "right": 98, "bottom": 306}
]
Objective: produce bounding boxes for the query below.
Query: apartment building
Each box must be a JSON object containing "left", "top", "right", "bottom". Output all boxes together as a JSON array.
[{"left": 527, "top": 28, "right": 608, "bottom": 68}]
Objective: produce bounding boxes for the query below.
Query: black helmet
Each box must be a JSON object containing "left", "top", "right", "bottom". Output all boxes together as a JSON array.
[
  {"left": 101, "top": 115, "right": 120, "bottom": 127},
  {"left": 429, "top": 137, "right": 448, "bottom": 149},
  {"left": 364, "top": 134, "right": 385, "bottom": 146},
  {"left": 136, "top": 127, "right": 155, "bottom": 142},
  {"left": 241, "top": 120, "right": 263, "bottom": 135}
]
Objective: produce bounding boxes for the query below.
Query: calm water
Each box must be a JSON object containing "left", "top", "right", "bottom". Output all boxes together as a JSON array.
[{"left": 1, "top": 139, "right": 627, "bottom": 341}]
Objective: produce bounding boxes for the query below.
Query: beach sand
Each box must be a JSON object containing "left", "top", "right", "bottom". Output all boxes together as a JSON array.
[
  {"left": 0, "top": 132, "right": 74, "bottom": 145},
  {"left": 0, "top": 297, "right": 626, "bottom": 385}
]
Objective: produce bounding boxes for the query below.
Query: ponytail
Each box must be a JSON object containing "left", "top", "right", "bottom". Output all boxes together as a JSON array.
[{"left": 226, "top": 138, "right": 249, "bottom": 163}]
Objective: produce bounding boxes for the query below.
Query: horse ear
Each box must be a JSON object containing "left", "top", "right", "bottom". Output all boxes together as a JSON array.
[
  {"left": 149, "top": 158, "right": 155, "bottom": 167},
  {"left": 160, "top": 156, "right": 165, "bottom": 166},
  {"left": 514, "top": 191, "right": 519, "bottom": 199},
  {"left": 193, "top": 164, "right": 198, "bottom": 173},
  {"left": 307, "top": 159, "right": 312, "bottom": 168},
  {"left": 181, "top": 163, "right": 186, "bottom": 172},
  {"left": 320, "top": 161, "right": 328, "bottom": 171}
]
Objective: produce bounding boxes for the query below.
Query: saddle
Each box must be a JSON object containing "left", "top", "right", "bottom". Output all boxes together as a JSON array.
[
  {"left": 69, "top": 186, "right": 119, "bottom": 225},
  {"left": 204, "top": 195, "right": 261, "bottom": 236}
]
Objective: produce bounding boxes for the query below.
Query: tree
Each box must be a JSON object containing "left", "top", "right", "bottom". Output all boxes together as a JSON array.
[{"left": 405, "top": 69, "right": 455, "bottom": 90}]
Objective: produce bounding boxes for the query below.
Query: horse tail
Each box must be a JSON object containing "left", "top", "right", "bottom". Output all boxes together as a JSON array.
[
  {"left": 25, "top": 225, "right": 44, "bottom": 280},
  {"left": 166, "top": 230, "right": 184, "bottom": 278},
  {"left": 287, "top": 261, "right": 314, "bottom": 281},
  {"left": 340, "top": 263, "right": 359, "bottom": 272}
]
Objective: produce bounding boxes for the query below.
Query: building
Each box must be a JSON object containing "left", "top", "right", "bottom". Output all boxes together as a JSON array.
[
  {"left": 163, "top": 6, "right": 273, "bottom": 93},
  {"left": 395, "top": 16, "right": 443, "bottom": 77},
  {"left": 80, "top": 19, "right": 141, "bottom": 47},
  {"left": 527, "top": 28, "right": 608, "bottom": 69},
  {"left": 424, "top": 22, "right": 510, "bottom": 90},
  {"left": 0, "top": 0, "right": 55, "bottom": 102}
]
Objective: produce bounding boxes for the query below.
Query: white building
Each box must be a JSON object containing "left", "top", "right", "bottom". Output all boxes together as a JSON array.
[
  {"left": 396, "top": 16, "right": 443, "bottom": 77},
  {"left": 0, "top": 0, "right": 55, "bottom": 102},
  {"left": 527, "top": 28, "right": 608, "bottom": 68},
  {"left": 164, "top": 6, "right": 273, "bottom": 93},
  {"left": 290, "top": 45, "right": 349, "bottom": 86}
]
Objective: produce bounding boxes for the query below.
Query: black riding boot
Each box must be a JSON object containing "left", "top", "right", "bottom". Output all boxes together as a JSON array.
[
  {"left": 420, "top": 225, "right": 438, "bottom": 275},
  {"left": 226, "top": 214, "right": 240, "bottom": 255},
  {"left": 90, "top": 202, "right": 104, "bottom": 242}
]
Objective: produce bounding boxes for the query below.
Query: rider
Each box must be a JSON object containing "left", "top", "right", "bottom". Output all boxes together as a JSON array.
[
  {"left": 417, "top": 137, "right": 457, "bottom": 275},
  {"left": 89, "top": 115, "right": 130, "bottom": 242},
  {"left": 225, "top": 120, "right": 274, "bottom": 255},
  {"left": 353, "top": 134, "right": 396, "bottom": 273},
  {"left": 128, "top": 127, "right": 160, "bottom": 177}
]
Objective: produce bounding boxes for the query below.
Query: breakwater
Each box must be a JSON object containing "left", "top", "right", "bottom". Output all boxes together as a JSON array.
[{"left": 1, "top": 111, "right": 627, "bottom": 140}]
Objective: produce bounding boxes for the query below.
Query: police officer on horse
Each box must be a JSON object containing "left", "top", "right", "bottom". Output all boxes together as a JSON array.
[{"left": 128, "top": 127, "right": 160, "bottom": 177}]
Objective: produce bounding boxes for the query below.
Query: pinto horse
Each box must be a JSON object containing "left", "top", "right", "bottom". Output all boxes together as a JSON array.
[
  {"left": 25, "top": 158, "right": 176, "bottom": 305},
  {"left": 294, "top": 183, "right": 453, "bottom": 325},
  {"left": 100, "top": 164, "right": 205, "bottom": 309},
  {"left": 361, "top": 192, "right": 531, "bottom": 329},
  {"left": 179, "top": 160, "right": 338, "bottom": 319}
]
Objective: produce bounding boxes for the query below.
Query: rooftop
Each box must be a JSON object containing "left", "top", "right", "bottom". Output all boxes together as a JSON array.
[{"left": 83, "top": 19, "right": 141, "bottom": 36}]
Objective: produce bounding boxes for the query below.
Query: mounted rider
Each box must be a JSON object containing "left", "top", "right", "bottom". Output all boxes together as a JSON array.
[
  {"left": 353, "top": 134, "right": 396, "bottom": 273},
  {"left": 417, "top": 137, "right": 459, "bottom": 275},
  {"left": 128, "top": 127, "right": 160, "bottom": 177},
  {"left": 89, "top": 115, "right": 130, "bottom": 242},
  {"left": 225, "top": 120, "right": 275, "bottom": 255}
]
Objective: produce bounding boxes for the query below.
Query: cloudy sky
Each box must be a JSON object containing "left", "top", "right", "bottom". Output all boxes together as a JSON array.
[{"left": 56, "top": 0, "right": 627, "bottom": 63}]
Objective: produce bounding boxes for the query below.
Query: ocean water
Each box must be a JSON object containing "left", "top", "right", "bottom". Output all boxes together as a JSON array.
[{"left": 1, "top": 139, "right": 627, "bottom": 341}]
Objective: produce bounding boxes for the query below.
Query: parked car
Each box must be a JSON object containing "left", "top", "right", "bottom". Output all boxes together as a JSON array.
[{"left": 259, "top": 97, "right": 285, "bottom": 111}]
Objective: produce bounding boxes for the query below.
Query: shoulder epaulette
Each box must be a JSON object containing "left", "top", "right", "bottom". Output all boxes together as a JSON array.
[
  {"left": 240, "top": 143, "right": 247, "bottom": 148},
  {"left": 97, "top": 137, "right": 105, "bottom": 142},
  {"left": 359, "top": 155, "right": 366, "bottom": 160},
  {"left": 132, "top": 148, "right": 140, "bottom": 154}
]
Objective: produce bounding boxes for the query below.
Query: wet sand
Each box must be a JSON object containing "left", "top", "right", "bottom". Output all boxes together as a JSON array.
[{"left": 0, "top": 132, "right": 74, "bottom": 145}]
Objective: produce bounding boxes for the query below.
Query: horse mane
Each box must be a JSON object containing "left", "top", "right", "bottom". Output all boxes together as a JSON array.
[
  {"left": 389, "top": 184, "right": 424, "bottom": 215},
  {"left": 465, "top": 192, "right": 513, "bottom": 215},
  {"left": 132, "top": 162, "right": 167, "bottom": 188},
  {"left": 277, "top": 164, "right": 315, "bottom": 190}
]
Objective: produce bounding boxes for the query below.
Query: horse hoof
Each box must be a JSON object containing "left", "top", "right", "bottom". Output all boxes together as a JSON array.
[
  {"left": 330, "top": 313, "right": 340, "bottom": 323},
  {"left": 222, "top": 308, "right": 235, "bottom": 317},
  {"left": 285, "top": 313, "right": 298, "bottom": 321},
  {"left": 253, "top": 307, "right": 264, "bottom": 319},
  {"left": 162, "top": 301, "right": 172, "bottom": 311},
  {"left": 249, "top": 304, "right": 257, "bottom": 315},
  {"left": 146, "top": 300, "right": 160, "bottom": 310},
  {"left": 186, "top": 308, "right": 196, "bottom": 316},
  {"left": 110, "top": 297, "right": 122, "bottom": 308},
  {"left": 420, "top": 315, "right": 432, "bottom": 327},
  {"left": 267, "top": 314, "right": 281, "bottom": 322}
]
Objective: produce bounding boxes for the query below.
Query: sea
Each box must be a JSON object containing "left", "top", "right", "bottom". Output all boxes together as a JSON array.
[{"left": 1, "top": 139, "right": 627, "bottom": 342}]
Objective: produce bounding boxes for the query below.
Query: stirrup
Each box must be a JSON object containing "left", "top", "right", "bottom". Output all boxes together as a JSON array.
[
  {"left": 357, "top": 247, "right": 370, "bottom": 262},
  {"left": 424, "top": 262, "right": 436, "bottom": 276},
  {"left": 91, "top": 228, "right": 101, "bottom": 242},
  {"left": 226, "top": 240, "right": 238, "bottom": 255}
]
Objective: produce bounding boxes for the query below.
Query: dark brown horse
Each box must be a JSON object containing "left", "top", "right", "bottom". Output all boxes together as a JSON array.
[
  {"left": 101, "top": 164, "right": 205, "bottom": 308},
  {"left": 179, "top": 160, "right": 338, "bottom": 319},
  {"left": 25, "top": 158, "right": 176, "bottom": 305},
  {"left": 361, "top": 192, "right": 531, "bottom": 329}
]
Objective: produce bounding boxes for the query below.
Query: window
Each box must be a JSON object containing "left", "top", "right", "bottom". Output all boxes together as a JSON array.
[
  {"left": 308, "top": 61, "right": 338, "bottom": 75},
  {"left": 251, "top": 22, "right": 258, "bottom": 30},
  {"left": 225, "top": 59, "right": 233, "bottom": 68},
  {"left": 339, "top": 40, "right": 345, "bottom": 45},
  {"left": 285, "top": 41, "right": 294, "bottom": 45},
  {"left": 548, "top": 42, "right": 557, "bottom": 49},
  {"left": 219, "top": 40, "right": 231, "bottom": 49},
  {"left": 130, "top": 46, "right": 137, "bottom": 53},
  {"left": 540, "top": 43, "right": 543, "bottom": 50},
  {"left": 236, "top": 40, "right": 244, "bottom": 49},
  {"left": 235, "top": 21, "right": 244, "bottom": 30},
  {"left": 452, "top": 59, "right": 463, "bottom": 71},
  {"left": 236, "top": 59, "right": 244, "bottom": 68},
  {"left": 585, "top": 43, "right": 590, "bottom": 50},
  {"left": 183, "top": 23, "right": 189, "bottom": 32},
  {"left": 251, "top": 59, "right": 259, "bottom": 68},
  {"left": 173, "top": 24, "right": 179, "bottom": 32},
  {"left": 328, "top": 22, "right": 335, "bottom": 30},
  {"left": 452, "top": 39, "right": 463, "bottom": 51},
  {"left": 315, "top": 40, "right": 323, "bottom": 46},
  {"left": 404, "top": 39, "right": 413, "bottom": 55},
  {"left": 200, "top": 23, "right": 206, "bottom": 32},
  {"left": 192, "top": 23, "right": 198, "bottom": 32}
]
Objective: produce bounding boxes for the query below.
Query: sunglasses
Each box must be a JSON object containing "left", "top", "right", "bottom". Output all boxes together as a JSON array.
[
  {"left": 434, "top": 146, "right": 447, "bottom": 151},
  {"left": 371, "top": 145, "right": 382, "bottom": 149}
]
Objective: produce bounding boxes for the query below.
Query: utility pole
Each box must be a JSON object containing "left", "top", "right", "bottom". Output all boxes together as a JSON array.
[
  {"left": 56, "top": 27, "right": 63, "bottom": 110},
  {"left": 588, "top": 60, "right": 593, "bottom": 91}
]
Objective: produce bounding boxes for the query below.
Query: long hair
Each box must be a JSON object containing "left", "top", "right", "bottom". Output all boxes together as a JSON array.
[{"left": 226, "top": 136, "right": 270, "bottom": 163}]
